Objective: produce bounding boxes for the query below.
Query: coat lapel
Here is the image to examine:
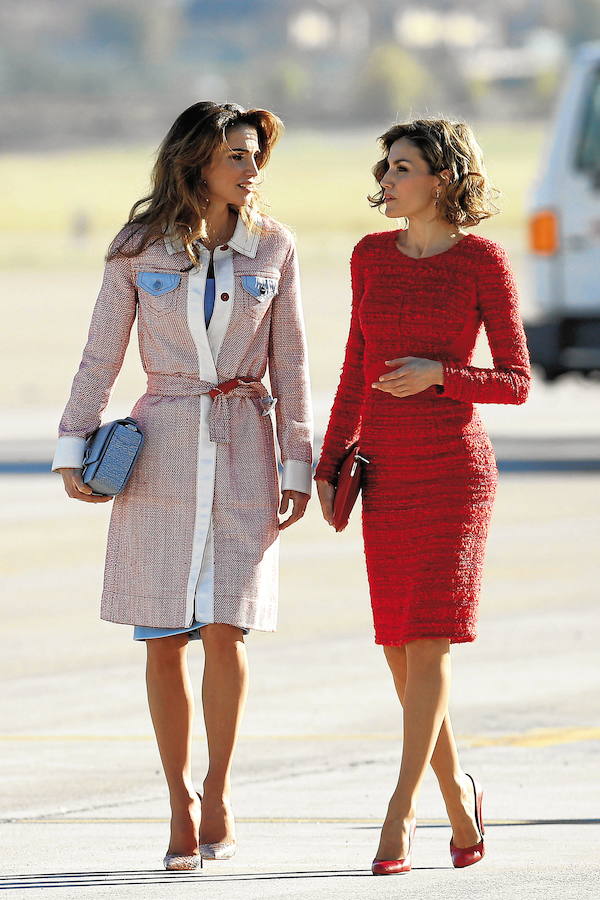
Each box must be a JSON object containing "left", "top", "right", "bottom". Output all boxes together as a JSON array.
[{"left": 163, "top": 209, "right": 263, "bottom": 374}]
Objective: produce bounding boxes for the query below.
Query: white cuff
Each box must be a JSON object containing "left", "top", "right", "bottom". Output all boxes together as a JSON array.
[
  {"left": 51, "top": 436, "right": 86, "bottom": 472},
  {"left": 281, "top": 459, "right": 312, "bottom": 495}
]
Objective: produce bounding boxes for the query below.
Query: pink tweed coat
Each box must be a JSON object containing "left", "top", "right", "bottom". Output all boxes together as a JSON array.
[{"left": 51, "top": 209, "right": 313, "bottom": 631}]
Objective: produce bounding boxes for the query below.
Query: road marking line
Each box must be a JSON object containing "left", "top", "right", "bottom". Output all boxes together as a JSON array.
[
  {"left": 0, "top": 727, "right": 598, "bottom": 747},
  {"left": 464, "top": 727, "right": 600, "bottom": 748}
]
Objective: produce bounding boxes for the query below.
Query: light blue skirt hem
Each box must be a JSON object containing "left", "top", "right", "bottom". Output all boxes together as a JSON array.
[{"left": 133, "top": 621, "right": 250, "bottom": 641}]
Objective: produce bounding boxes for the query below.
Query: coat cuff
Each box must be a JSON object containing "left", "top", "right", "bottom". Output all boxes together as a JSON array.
[
  {"left": 281, "top": 459, "right": 312, "bottom": 495},
  {"left": 51, "top": 436, "right": 86, "bottom": 472}
]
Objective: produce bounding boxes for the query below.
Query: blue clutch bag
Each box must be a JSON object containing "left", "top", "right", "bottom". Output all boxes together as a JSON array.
[{"left": 82, "top": 416, "right": 144, "bottom": 496}]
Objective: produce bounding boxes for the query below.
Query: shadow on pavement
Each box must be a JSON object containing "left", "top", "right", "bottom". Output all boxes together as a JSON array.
[
  {"left": 0, "top": 868, "right": 386, "bottom": 891},
  {"left": 2, "top": 818, "right": 599, "bottom": 889},
  {"left": 2, "top": 820, "right": 599, "bottom": 888}
]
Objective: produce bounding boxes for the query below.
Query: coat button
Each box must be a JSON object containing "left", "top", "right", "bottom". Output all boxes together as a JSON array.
[
  {"left": 221, "top": 292, "right": 229, "bottom": 301},
  {"left": 220, "top": 244, "right": 229, "bottom": 251}
]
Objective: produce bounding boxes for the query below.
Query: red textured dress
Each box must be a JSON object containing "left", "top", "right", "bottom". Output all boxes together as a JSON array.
[{"left": 315, "top": 230, "right": 531, "bottom": 646}]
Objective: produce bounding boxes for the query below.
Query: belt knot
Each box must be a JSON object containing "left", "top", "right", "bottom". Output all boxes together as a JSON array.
[
  {"left": 207, "top": 377, "right": 277, "bottom": 444},
  {"left": 145, "top": 373, "right": 277, "bottom": 444}
]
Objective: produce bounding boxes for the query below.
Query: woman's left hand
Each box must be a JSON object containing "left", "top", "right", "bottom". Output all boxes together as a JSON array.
[
  {"left": 372, "top": 357, "right": 444, "bottom": 398},
  {"left": 278, "top": 489, "right": 310, "bottom": 530}
]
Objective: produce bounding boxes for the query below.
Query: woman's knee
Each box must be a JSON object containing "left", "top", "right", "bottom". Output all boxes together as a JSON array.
[
  {"left": 384, "top": 644, "right": 408, "bottom": 674},
  {"left": 405, "top": 637, "right": 450, "bottom": 668},
  {"left": 145, "top": 632, "right": 189, "bottom": 667},
  {"left": 201, "top": 623, "right": 245, "bottom": 654},
  {"left": 383, "top": 645, "right": 408, "bottom": 699}
]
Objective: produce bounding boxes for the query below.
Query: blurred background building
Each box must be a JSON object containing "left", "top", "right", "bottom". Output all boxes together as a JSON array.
[{"left": 0, "top": 0, "right": 589, "bottom": 149}]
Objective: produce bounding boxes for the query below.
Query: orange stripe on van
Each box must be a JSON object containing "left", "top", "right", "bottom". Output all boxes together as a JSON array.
[{"left": 530, "top": 209, "right": 559, "bottom": 255}]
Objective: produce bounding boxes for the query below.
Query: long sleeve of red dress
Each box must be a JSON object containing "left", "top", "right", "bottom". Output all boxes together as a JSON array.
[{"left": 435, "top": 242, "right": 530, "bottom": 404}]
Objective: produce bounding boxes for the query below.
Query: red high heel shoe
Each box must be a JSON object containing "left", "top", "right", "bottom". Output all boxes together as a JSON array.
[
  {"left": 371, "top": 817, "right": 416, "bottom": 875},
  {"left": 450, "top": 773, "right": 485, "bottom": 868}
]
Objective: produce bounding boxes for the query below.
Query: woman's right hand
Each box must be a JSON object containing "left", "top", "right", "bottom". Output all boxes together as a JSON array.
[
  {"left": 316, "top": 478, "right": 336, "bottom": 527},
  {"left": 57, "top": 468, "right": 113, "bottom": 503}
]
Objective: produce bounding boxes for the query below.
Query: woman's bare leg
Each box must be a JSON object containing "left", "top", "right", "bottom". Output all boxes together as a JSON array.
[
  {"left": 199, "top": 624, "right": 249, "bottom": 845},
  {"left": 375, "top": 637, "right": 451, "bottom": 860},
  {"left": 145, "top": 633, "right": 200, "bottom": 855},
  {"left": 380, "top": 641, "right": 480, "bottom": 854}
]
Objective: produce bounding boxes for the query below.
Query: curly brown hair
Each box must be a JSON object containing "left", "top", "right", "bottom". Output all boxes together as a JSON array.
[
  {"left": 107, "top": 101, "right": 284, "bottom": 265},
  {"left": 368, "top": 118, "right": 500, "bottom": 227}
]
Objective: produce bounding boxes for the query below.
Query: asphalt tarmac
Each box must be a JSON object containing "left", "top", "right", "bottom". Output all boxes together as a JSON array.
[{"left": 1, "top": 373, "right": 599, "bottom": 898}]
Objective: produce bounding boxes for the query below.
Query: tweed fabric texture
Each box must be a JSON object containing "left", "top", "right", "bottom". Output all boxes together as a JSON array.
[
  {"left": 315, "top": 231, "right": 531, "bottom": 646},
  {"left": 145, "top": 373, "right": 275, "bottom": 444},
  {"left": 56, "top": 213, "right": 312, "bottom": 629}
]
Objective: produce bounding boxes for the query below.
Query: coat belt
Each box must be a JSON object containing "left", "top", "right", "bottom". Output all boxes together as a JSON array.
[{"left": 145, "top": 373, "right": 277, "bottom": 444}]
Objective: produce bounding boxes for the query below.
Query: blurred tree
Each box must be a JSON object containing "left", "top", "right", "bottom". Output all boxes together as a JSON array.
[
  {"left": 264, "top": 59, "right": 311, "bottom": 113},
  {"left": 353, "top": 43, "right": 431, "bottom": 122}
]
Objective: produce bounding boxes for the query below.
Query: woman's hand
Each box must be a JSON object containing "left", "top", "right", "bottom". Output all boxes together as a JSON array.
[
  {"left": 57, "top": 468, "right": 113, "bottom": 503},
  {"left": 372, "top": 357, "right": 443, "bottom": 398},
  {"left": 278, "top": 489, "right": 310, "bottom": 530},
  {"left": 316, "top": 479, "right": 335, "bottom": 527}
]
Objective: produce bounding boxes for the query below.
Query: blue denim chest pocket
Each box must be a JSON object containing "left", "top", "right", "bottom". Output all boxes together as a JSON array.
[
  {"left": 241, "top": 274, "right": 279, "bottom": 320},
  {"left": 241, "top": 275, "right": 279, "bottom": 300},
  {"left": 136, "top": 272, "right": 181, "bottom": 296}
]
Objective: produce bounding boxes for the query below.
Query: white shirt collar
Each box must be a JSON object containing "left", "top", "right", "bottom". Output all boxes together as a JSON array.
[{"left": 163, "top": 207, "right": 262, "bottom": 258}]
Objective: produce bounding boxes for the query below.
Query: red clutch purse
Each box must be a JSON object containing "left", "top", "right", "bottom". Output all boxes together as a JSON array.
[{"left": 332, "top": 442, "right": 370, "bottom": 532}]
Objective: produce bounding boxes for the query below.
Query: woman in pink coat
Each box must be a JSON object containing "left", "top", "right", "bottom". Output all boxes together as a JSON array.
[{"left": 52, "top": 102, "right": 313, "bottom": 869}]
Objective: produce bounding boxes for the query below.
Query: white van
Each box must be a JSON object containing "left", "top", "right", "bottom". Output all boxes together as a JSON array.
[{"left": 526, "top": 41, "right": 600, "bottom": 379}]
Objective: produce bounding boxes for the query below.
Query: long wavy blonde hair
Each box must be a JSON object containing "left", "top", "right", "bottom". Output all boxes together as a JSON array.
[
  {"left": 368, "top": 117, "right": 500, "bottom": 226},
  {"left": 108, "top": 101, "right": 284, "bottom": 265}
]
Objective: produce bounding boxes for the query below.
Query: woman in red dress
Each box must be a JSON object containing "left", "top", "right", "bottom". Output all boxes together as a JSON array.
[{"left": 315, "top": 119, "right": 530, "bottom": 874}]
